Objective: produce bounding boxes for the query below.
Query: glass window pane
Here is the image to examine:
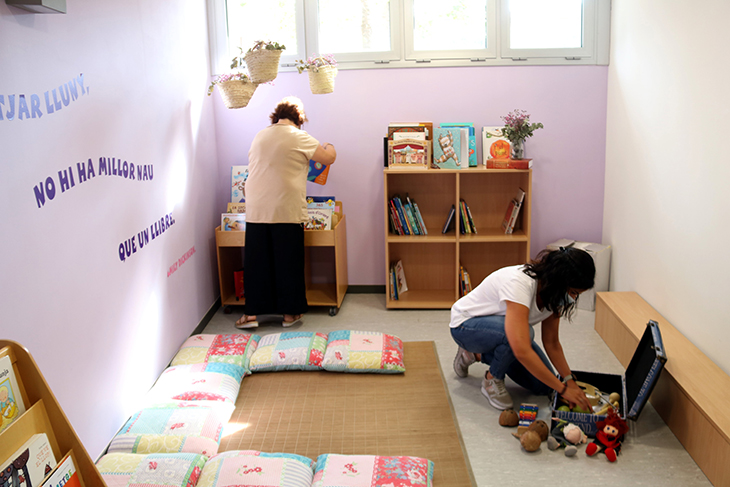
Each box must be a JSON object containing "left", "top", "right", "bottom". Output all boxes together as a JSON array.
[
  {"left": 412, "top": 0, "right": 489, "bottom": 51},
  {"left": 317, "top": 0, "right": 392, "bottom": 53},
  {"left": 509, "top": 0, "right": 583, "bottom": 49},
  {"left": 225, "top": 0, "right": 299, "bottom": 58}
]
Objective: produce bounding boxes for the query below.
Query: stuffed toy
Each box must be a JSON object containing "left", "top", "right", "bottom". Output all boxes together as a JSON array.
[
  {"left": 586, "top": 410, "right": 629, "bottom": 462},
  {"left": 548, "top": 420, "right": 587, "bottom": 457}
]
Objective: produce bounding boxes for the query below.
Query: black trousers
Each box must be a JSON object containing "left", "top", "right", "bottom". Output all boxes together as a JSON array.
[{"left": 244, "top": 222, "right": 308, "bottom": 316}]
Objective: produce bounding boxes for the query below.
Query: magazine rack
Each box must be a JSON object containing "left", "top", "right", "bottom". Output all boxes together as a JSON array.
[
  {"left": 0, "top": 340, "right": 105, "bottom": 487},
  {"left": 215, "top": 201, "right": 348, "bottom": 316}
]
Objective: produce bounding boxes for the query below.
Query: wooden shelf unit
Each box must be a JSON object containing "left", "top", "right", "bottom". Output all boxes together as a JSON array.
[
  {"left": 384, "top": 167, "right": 532, "bottom": 309},
  {"left": 0, "top": 341, "right": 105, "bottom": 487},
  {"left": 215, "top": 204, "right": 348, "bottom": 315}
]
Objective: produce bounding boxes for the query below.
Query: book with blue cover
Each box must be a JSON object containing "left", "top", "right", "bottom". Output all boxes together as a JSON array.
[
  {"left": 308, "top": 159, "right": 330, "bottom": 185},
  {"left": 441, "top": 123, "right": 477, "bottom": 167},
  {"left": 433, "top": 128, "right": 462, "bottom": 169}
]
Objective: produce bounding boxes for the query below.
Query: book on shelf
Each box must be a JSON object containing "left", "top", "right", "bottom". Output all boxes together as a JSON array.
[
  {"left": 394, "top": 260, "right": 408, "bottom": 295},
  {"left": 307, "top": 159, "right": 330, "bottom": 185},
  {"left": 0, "top": 353, "right": 26, "bottom": 434},
  {"left": 1, "top": 433, "right": 57, "bottom": 487},
  {"left": 306, "top": 196, "right": 336, "bottom": 210},
  {"left": 231, "top": 165, "right": 249, "bottom": 203},
  {"left": 389, "top": 265, "right": 398, "bottom": 300},
  {"left": 442, "top": 204, "right": 456, "bottom": 234},
  {"left": 389, "top": 200, "right": 404, "bottom": 235},
  {"left": 464, "top": 200, "right": 477, "bottom": 234},
  {"left": 407, "top": 195, "right": 428, "bottom": 235},
  {"left": 387, "top": 122, "right": 433, "bottom": 141},
  {"left": 441, "top": 123, "right": 477, "bottom": 167},
  {"left": 481, "top": 127, "right": 511, "bottom": 164},
  {"left": 485, "top": 158, "right": 533, "bottom": 170},
  {"left": 226, "top": 202, "right": 246, "bottom": 213},
  {"left": 387, "top": 139, "right": 430, "bottom": 170},
  {"left": 432, "top": 128, "right": 461, "bottom": 169},
  {"left": 459, "top": 199, "right": 477, "bottom": 234},
  {"left": 41, "top": 452, "right": 81, "bottom": 487},
  {"left": 305, "top": 208, "right": 333, "bottom": 230},
  {"left": 459, "top": 200, "right": 469, "bottom": 234},
  {"left": 502, "top": 188, "right": 526, "bottom": 234},
  {"left": 459, "top": 265, "right": 473, "bottom": 297},
  {"left": 221, "top": 213, "right": 246, "bottom": 231}
]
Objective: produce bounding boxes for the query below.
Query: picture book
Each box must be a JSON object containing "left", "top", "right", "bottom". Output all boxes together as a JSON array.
[
  {"left": 442, "top": 123, "right": 477, "bottom": 167},
  {"left": 392, "top": 131, "right": 426, "bottom": 141},
  {"left": 231, "top": 165, "right": 249, "bottom": 203},
  {"left": 308, "top": 159, "right": 330, "bottom": 185},
  {"left": 305, "top": 208, "right": 333, "bottom": 230},
  {"left": 485, "top": 158, "right": 532, "bottom": 170},
  {"left": 388, "top": 122, "right": 433, "bottom": 140},
  {"left": 395, "top": 260, "right": 408, "bottom": 295},
  {"left": 41, "top": 452, "right": 81, "bottom": 487},
  {"left": 1, "top": 433, "right": 56, "bottom": 487},
  {"left": 0, "top": 353, "right": 26, "bottom": 434},
  {"left": 226, "top": 202, "right": 246, "bottom": 213},
  {"left": 306, "top": 196, "right": 336, "bottom": 210},
  {"left": 502, "top": 188, "right": 526, "bottom": 234},
  {"left": 433, "top": 128, "right": 461, "bottom": 169},
  {"left": 388, "top": 139, "right": 430, "bottom": 169},
  {"left": 221, "top": 213, "right": 246, "bottom": 231},
  {"left": 481, "top": 126, "right": 511, "bottom": 164}
]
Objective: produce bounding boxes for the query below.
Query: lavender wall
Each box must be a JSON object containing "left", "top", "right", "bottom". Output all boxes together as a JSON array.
[{"left": 213, "top": 65, "right": 609, "bottom": 285}]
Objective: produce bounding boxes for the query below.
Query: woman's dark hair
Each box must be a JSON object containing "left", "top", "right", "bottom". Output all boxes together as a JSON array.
[
  {"left": 523, "top": 247, "right": 595, "bottom": 317},
  {"left": 270, "top": 96, "right": 307, "bottom": 126}
]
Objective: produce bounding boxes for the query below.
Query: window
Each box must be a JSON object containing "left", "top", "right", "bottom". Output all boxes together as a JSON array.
[{"left": 208, "top": 0, "right": 610, "bottom": 73}]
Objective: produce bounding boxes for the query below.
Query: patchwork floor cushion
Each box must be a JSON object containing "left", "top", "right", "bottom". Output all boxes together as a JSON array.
[
  {"left": 322, "top": 331, "right": 406, "bottom": 373},
  {"left": 312, "top": 454, "right": 433, "bottom": 487},
  {"left": 108, "top": 403, "right": 230, "bottom": 457},
  {"left": 249, "top": 332, "right": 328, "bottom": 372},
  {"left": 143, "top": 363, "right": 244, "bottom": 406},
  {"left": 198, "top": 450, "right": 314, "bottom": 487},
  {"left": 96, "top": 452, "right": 207, "bottom": 487},
  {"left": 171, "top": 334, "right": 260, "bottom": 375}
]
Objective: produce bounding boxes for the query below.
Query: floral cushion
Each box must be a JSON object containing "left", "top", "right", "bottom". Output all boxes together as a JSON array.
[
  {"left": 249, "top": 332, "right": 328, "bottom": 372},
  {"left": 312, "top": 454, "right": 433, "bottom": 487},
  {"left": 107, "top": 404, "right": 230, "bottom": 457},
  {"left": 142, "top": 363, "right": 244, "bottom": 406},
  {"left": 171, "top": 334, "right": 260, "bottom": 375},
  {"left": 96, "top": 452, "right": 207, "bottom": 487},
  {"left": 322, "top": 331, "right": 406, "bottom": 373},
  {"left": 198, "top": 450, "right": 314, "bottom": 487}
]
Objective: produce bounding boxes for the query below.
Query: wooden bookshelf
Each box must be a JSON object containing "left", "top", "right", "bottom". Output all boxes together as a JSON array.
[
  {"left": 0, "top": 341, "right": 105, "bottom": 487},
  {"left": 215, "top": 202, "right": 348, "bottom": 316},
  {"left": 384, "top": 167, "right": 532, "bottom": 309}
]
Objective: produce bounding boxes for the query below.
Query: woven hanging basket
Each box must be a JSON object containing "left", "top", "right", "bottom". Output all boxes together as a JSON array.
[
  {"left": 244, "top": 49, "right": 283, "bottom": 83},
  {"left": 308, "top": 65, "right": 337, "bottom": 94},
  {"left": 217, "top": 80, "right": 257, "bottom": 109}
]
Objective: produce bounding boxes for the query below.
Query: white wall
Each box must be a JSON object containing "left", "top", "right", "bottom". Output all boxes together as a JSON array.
[
  {"left": 0, "top": 1, "right": 221, "bottom": 455},
  {"left": 604, "top": 0, "right": 730, "bottom": 374}
]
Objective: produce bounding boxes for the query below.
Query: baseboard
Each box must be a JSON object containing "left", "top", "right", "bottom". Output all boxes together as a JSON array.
[
  {"left": 191, "top": 297, "right": 222, "bottom": 336},
  {"left": 348, "top": 285, "right": 385, "bottom": 294}
]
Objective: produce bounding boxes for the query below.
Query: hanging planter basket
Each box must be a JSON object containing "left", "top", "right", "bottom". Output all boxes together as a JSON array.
[
  {"left": 308, "top": 65, "right": 338, "bottom": 94},
  {"left": 244, "top": 49, "right": 283, "bottom": 83},
  {"left": 217, "top": 80, "right": 258, "bottom": 109}
]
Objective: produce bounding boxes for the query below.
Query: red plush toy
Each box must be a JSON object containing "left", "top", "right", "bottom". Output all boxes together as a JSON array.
[{"left": 586, "top": 410, "right": 629, "bottom": 462}]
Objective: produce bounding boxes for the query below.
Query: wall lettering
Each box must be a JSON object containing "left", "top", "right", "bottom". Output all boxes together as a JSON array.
[
  {"left": 1, "top": 74, "right": 88, "bottom": 121},
  {"left": 167, "top": 246, "right": 196, "bottom": 277},
  {"left": 119, "top": 213, "right": 176, "bottom": 263}
]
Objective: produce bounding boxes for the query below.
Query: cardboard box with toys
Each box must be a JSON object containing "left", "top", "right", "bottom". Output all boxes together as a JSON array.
[{"left": 551, "top": 320, "right": 667, "bottom": 437}]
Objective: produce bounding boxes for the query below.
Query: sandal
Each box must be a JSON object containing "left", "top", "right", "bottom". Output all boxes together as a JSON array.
[
  {"left": 235, "top": 315, "right": 258, "bottom": 329},
  {"left": 282, "top": 314, "right": 303, "bottom": 328}
]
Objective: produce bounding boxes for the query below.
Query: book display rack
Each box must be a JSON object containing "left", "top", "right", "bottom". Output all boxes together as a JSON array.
[
  {"left": 215, "top": 201, "right": 348, "bottom": 316},
  {"left": 0, "top": 341, "right": 105, "bottom": 487},
  {"left": 384, "top": 168, "right": 532, "bottom": 309}
]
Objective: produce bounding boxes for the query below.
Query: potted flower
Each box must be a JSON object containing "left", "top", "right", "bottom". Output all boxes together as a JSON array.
[
  {"left": 208, "top": 50, "right": 258, "bottom": 109},
  {"left": 243, "top": 40, "right": 286, "bottom": 83},
  {"left": 295, "top": 54, "right": 338, "bottom": 94},
  {"left": 500, "top": 109, "right": 544, "bottom": 159}
]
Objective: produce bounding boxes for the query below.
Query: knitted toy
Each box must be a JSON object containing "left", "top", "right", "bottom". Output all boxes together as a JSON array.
[
  {"left": 548, "top": 420, "right": 587, "bottom": 457},
  {"left": 586, "top": 410, "right": 629, "bottom": 462}
]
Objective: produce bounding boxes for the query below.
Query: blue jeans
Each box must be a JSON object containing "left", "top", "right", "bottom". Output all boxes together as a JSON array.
[{"left": 450, "top": 315, "right": 553, "bottom": 395}]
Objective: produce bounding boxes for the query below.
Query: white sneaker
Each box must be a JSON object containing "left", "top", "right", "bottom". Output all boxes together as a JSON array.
[
  {"left": 453, "top": 348, "right": 476, "bottom": 378},
  {"left": 481, "top": 375, "right": 514, "bottom": 410}
]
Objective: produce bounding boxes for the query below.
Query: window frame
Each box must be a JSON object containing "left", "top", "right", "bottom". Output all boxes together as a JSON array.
[{"left": 207, "top": 0, "right": 611, "bottom": 74}]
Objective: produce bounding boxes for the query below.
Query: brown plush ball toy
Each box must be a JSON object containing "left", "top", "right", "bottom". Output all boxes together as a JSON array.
[
  {"left": 520, "top": 430, "right": 542, "bottom": 452},
  {"left": 527, "top": 419, "right": 549, "bottom": 442},
  {"left": 499, "top": 409, "right": 519, "bottom": 427}
]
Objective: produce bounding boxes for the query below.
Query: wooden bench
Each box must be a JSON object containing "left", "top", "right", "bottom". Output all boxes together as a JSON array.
[{"left": 595, "top": 292, "right": 730, "bottom": 487}]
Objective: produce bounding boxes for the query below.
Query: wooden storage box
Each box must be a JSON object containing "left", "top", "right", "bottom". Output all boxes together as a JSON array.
[{"left": 551, "top": 320, "right": 667, "bottom": 436}]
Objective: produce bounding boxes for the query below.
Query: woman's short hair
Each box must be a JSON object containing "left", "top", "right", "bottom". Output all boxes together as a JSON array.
[
  {"left": 270, "top": 96, "right": 307, "bottom": 126},
  {"left": 523, "top": 247, "right": 595, "bottom": 317}
]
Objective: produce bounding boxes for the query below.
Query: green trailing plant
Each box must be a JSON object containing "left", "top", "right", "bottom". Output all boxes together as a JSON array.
[{"left": 295, "top": 54, "right": 338, "bottom": 74}]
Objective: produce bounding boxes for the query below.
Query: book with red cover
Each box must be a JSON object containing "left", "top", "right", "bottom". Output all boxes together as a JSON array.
[
  {"left": 486, "top": 158, "right": 532, "bottom": 170},
  {"left": 40, "top": 452, "right": 81, "bottom": 487}
]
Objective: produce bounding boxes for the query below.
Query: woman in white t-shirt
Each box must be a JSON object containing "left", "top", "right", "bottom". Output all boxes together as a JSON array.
[
  {"left": 235, "top": 97, "right": 336, "bottom": 329},
  {"left": 451, "top": 247, "right": 595, "bottom": 411}
]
